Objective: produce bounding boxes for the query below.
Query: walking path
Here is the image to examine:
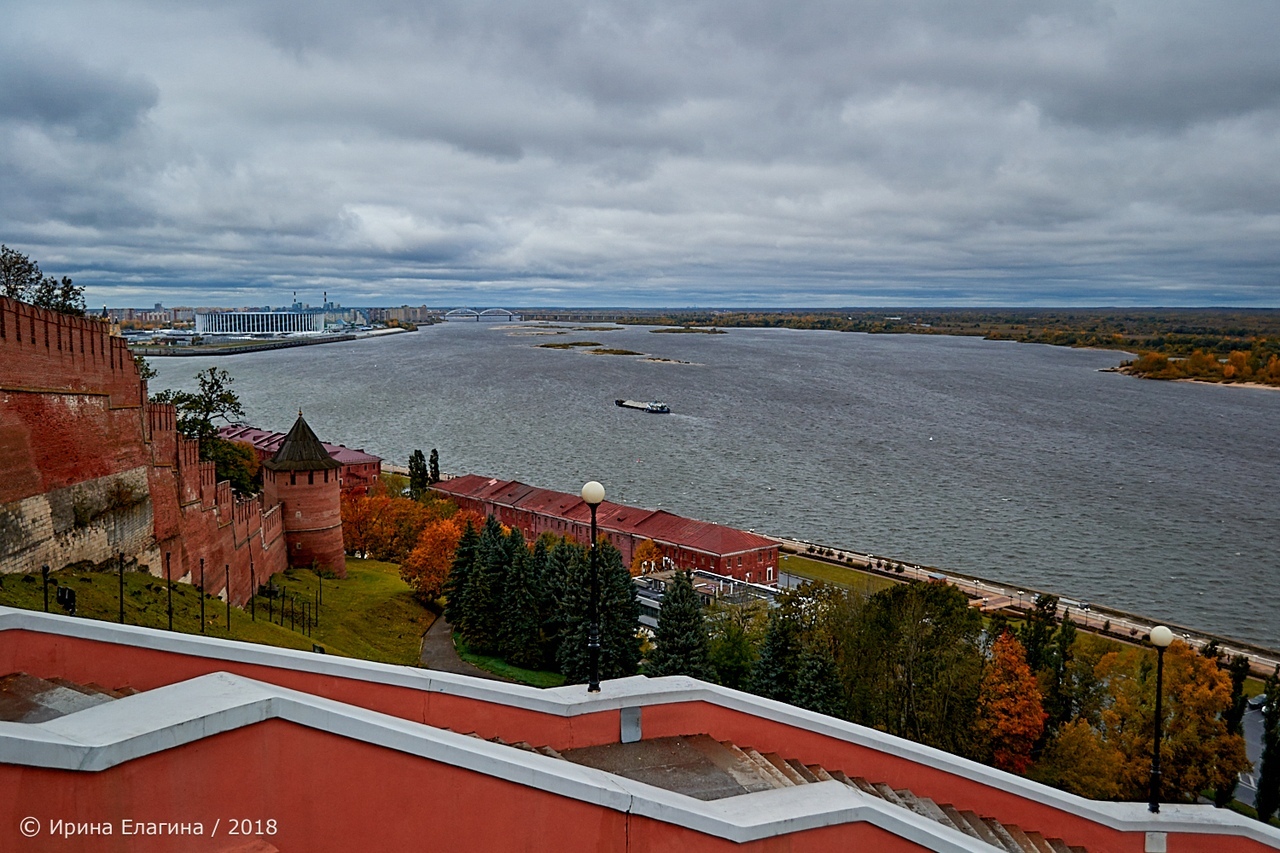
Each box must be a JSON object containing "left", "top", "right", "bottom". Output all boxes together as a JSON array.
[{"left": 418, "top": 615, "right": 508, "bottom": 681}]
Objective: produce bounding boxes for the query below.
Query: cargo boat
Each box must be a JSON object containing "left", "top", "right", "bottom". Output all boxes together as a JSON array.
[{"left": 615, "top": 399, "right": 671, "bottom": 414}]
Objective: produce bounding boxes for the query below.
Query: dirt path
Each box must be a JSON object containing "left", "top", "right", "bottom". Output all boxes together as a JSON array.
[{"left": 418, "top": 615, "right": 509, "bottom": 681}]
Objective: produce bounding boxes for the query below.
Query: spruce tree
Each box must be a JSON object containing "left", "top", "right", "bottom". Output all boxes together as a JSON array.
[
  {"left": 465, "top": 516, "right": 507, "bottom": 654},
  {"left": 500, "top": 532, "right": 543, "bottom": 669},
  {"left": 428, "top": 448, "right": 440, "bottom": 484},
  {"left": 1256, "top": 668, "right": 1280, "bottom": 823},
  {"left": 794, "top": 639, "right": 845, "bottom": 718},
  {"left": 646, "top": 570, "right": 714, "bottom": 680},
  {"left": 557, "top": 541, "right": 640, "bottom": 683},
  {"left": 539, "top": 539, "right": 578, "bottom": 669},
  {"left": 748, "top": 609, "right": 801, "bottom": 702},
  {"left": 442, "top": 519, "right": 479, "bottom": 632}
]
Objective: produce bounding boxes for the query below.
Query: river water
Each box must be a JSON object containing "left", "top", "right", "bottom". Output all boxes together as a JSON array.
[{"left": 150, "top": 323, "right": 1280, "bottom": 649}]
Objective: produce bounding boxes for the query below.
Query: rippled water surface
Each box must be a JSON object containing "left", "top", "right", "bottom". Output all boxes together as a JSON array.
[{"left": 152, "top": 324, "right": 1280, "bottom": 649}]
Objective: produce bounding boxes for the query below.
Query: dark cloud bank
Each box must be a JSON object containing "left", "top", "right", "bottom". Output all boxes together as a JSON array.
[{"left": 2, "top": 1, "right": 1278, "bottom": 307}]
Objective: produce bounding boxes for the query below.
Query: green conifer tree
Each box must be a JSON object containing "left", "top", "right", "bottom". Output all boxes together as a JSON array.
[
  {"left": 442, "top": 519, "right": 479, "bottom": 632},
  {"left": 428, "top": 448, "right": 440, "bottom": 484},
  {"left": 499, "top": 529, "right": 544, "bottom": 669},
  {"left": 748, "top": 609, "right": 801, "bottom": 702},
  {"left": 1018, "top": 594, "right": 1059, "bottom": 673},
  {"left": 794, "top": 639, "right": 845, "bottom": 718},
  {"left": 646, "top": 570, "right": 714, "bottom": 680},
  {"left": 1256, "top": 667, "right": 1280, "bottom": 823},
  {"left": 556, "top": 541, "right": 640, "bottom": 683},
  {"left": 407, "top": 450, "right": 429, "bottom": 499},
  {"left": 464, "top": 516, "right": 507, "bottom": 654},
  {"left": 539, "top": 539, "right": 579, "bottom": 668}
]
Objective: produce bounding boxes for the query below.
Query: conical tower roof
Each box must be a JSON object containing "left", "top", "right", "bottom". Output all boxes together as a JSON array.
[{"left": 262, "top": 412, "right": 343, "bottom": 471}]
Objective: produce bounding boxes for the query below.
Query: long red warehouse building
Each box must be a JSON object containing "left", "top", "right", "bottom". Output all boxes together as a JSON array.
[{"left": 432, "top": 474, "right": 780, "bottom": 584}]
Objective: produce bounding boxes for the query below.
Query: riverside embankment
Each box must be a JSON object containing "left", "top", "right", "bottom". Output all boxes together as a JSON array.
[{"left": 775, "top": 536, "right": 1280, "bottom": 677}]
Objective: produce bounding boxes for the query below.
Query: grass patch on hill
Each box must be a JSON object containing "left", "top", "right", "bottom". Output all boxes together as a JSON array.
[
  {"left": 0, "top": 558, "right": 432, "bottom": 666},
  {"left": 454, "top": 635, "right": 566, "bottom": 688},
  {"left": 779, "top": 554, "right": 900, "bottom": 596}
]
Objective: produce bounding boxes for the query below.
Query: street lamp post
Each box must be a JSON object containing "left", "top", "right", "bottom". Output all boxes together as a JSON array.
[
  {"left": 581, "top": 481, "right": 606, "bottom": 693},
  {"left": 1149, "top": 625, "right": 1174, "bottom": 813}
]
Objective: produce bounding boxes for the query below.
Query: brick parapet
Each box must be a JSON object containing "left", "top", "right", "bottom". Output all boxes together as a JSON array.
[
  {"left": 0, "top": 297, "right": 140, "bottom": 409},
  {"left": 0, "top": 296, "right": 297, "bottom": 601}
]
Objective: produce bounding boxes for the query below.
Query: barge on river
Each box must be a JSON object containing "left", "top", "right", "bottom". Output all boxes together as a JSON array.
[{"left": 615, "top": 399, "right": 671, "bottom": 414}]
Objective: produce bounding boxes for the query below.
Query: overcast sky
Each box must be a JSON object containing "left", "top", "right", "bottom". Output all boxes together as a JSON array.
[{"left": 3, "top": 1, "right": 1279, "bottom": 308}]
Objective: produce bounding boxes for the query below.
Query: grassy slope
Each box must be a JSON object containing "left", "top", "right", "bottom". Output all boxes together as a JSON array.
[{"left": 0, "top": 558, "right": 432, "bottom": 666}]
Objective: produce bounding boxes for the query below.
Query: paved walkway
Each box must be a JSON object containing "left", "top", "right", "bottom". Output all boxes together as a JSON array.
[{"left": 418, "top": 615, "right": 508, "bottom": 681}]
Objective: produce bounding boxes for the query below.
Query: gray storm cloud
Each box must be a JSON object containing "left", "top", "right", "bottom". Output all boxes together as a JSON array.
[{"left": 1, "top": 0, "right": 1278, "bottom": 306}]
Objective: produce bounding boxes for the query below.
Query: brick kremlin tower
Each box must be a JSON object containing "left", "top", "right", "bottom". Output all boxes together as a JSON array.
[{"left": 262, "top": 412, "right": 347, "bottom": 578}]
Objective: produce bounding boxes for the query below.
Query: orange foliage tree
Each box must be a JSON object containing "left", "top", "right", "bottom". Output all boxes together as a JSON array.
[
  {"left": 400, "top": 509, "right": 482, "bottom": 602},
  {"left": 1092, "top": 640, "right": 1247, "bottom": 802},
  {"left": 974, "top": 631, "right": 1046, "bottom": 774},
  {"left": 630, "top": 539, "right": 663, "bottom": 576}
]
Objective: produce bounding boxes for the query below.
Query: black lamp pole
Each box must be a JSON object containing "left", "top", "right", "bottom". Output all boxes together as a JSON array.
[
  {"left": 118, "top": 552, "right": 125, "bottom": 623},
  {"left": 582, "top": 481, "right": 605, "bottom": 693},
  {"left": 1149, "top": 625, "right": 1174, "bottom": 813},
  {"left": 199, "top": 557, "right": 205, "bottom": 633},
  {"left": 225, "top": 563, "right": 231, "bottom": 632},
  {"left": 166, "top": 552, "right": 173, "bottom": 631}
]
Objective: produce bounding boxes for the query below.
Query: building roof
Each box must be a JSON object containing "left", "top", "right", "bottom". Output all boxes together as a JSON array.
[
  {"left": 261, "top": 413, "right": 344, "bottom": 471},
  {"left": 432, "top": 476, "right": 777, "bottom": 555},
  {"left": 219, "top": 423, "right": 380, "bottom": 467}
]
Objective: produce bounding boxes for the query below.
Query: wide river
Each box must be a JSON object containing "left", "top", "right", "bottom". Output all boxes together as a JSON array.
[{"left": 151, "top": 323, "right": 1280, "bottom": 650}]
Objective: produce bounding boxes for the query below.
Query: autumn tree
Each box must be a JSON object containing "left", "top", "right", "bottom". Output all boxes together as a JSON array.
[
  {"left": 646, "top": 570, "right": 713, "bottom": 680},
  {"left": 1031, "top": 718, "right": 1124, "bottom": 800},
  {"left": 1094, "top": 641, "right": 1248, "bottom": 803},
  {"left": 341, "top": 491, "right": 390, "bottom": 557},
  {"left": 975, "top": 632, "right": 1047, "bottom": 773},
  {"left": 400, "top": 511, "right": 480, "bottom": 603},
  {"left": 630, "top": 539, "right": 663, "bottom": 576}
]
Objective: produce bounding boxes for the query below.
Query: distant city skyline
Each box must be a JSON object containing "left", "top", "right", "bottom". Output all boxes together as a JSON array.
[{"left": 4, "top": 2, "right": 1279, "bottom": 308}]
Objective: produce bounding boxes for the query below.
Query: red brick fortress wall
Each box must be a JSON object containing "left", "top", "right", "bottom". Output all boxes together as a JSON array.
[{"left": 0, "top": 296, "right": 289, "bottom": 602}]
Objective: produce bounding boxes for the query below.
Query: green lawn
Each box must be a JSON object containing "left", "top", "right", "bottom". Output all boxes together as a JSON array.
[
  {"left": 779, "top": 553, "right": 900, "bottom": 596},
  {"left": 454, "top": 636, "right": 566, "bottom": 688},
  {"left": 0, "top": 558, "right": 433, "bottom": 666}
]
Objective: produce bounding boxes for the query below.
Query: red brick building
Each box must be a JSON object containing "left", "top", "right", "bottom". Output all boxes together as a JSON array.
[
  {"left": 432, "top": 475, "right": 780, "bottom": 584},
  {"left": 218, "top": 423, "right": 381, "bottom": 495}
]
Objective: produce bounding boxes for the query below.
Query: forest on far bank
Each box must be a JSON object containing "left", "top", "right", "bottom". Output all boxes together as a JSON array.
[{"left": 618, "top": 308, "right": 1280, "bottom": 386}]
